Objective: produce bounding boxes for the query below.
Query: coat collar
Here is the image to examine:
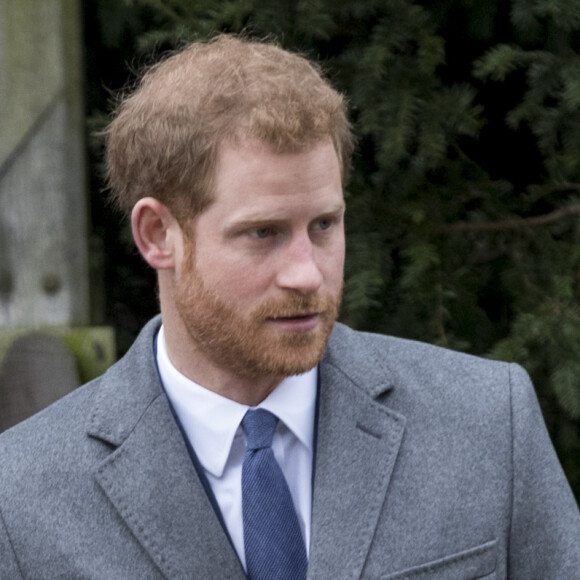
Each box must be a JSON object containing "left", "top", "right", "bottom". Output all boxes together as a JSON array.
[{"left": 88, "top": 317, "right": 406, "bottom": 579}]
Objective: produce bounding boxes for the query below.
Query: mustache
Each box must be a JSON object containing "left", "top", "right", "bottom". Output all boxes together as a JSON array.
[{"left": 253, "top": 293, "right": 339, "bottom": 321}]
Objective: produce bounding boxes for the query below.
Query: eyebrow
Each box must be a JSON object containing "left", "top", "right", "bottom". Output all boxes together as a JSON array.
[{"left": 223, "top": 203, "right": 346, "bottom": 233}]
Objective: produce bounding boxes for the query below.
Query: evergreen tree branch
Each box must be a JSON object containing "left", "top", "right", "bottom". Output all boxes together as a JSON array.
[
  {"left": 444, "top": 202, "right": 580, "bottom": 233},
  {"left": 127, "top": 0, "right": 184, "bottom": 25},
  {"left": 525, "top": 182, "right": 580, "bottom": 202}
]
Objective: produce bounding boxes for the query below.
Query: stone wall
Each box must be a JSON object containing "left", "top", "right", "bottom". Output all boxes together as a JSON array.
[
  {"left": 0, "top": 0, "right": 116, "bottom": 432},
  {"left": 0, "top": 0, "right": 89, "bottom": 326}
]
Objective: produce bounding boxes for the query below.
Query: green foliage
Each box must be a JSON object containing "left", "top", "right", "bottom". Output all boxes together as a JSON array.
[
  {"left": 87, "top": 0, "right": 580, "bottom": 497},
  {"left": 491, "top": 275, "right": 580, "bottom": 420},
  {"left": 475, "top": 2, "right": 580, "bottom": 182}
]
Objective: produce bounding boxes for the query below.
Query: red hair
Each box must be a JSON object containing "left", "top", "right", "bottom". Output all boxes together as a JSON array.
[{"left": 105, "top": 35, "right": 354, "bottom": 222}]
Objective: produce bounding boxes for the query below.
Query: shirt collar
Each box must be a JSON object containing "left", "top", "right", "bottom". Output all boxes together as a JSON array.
[{"left": 156, "top": 325, "right": 317, "bottom": 478}]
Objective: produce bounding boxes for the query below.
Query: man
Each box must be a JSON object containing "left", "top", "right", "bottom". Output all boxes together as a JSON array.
[{"left": 0, "top": 35, "right": 579, "bottom": 579}]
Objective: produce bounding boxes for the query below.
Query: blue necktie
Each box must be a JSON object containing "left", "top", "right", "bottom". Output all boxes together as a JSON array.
[{"left": 241, "top": 409, "right": 308, "bottom": 580}]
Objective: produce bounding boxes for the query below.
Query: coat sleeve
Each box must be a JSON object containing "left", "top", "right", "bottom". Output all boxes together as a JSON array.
[
  {"left": 508, "top": 363, "right": 580, "bottom": 578},
  {"left": 0, "top": 507, "right": 24, "bottom": 579}
]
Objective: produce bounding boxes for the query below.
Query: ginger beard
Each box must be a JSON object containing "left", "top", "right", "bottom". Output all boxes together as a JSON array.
[{"left": 173, "top": 242, "right": 342, "bottom": 380}]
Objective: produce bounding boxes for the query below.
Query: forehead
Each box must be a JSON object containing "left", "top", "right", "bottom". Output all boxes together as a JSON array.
[{"left": 210, "top": 138, "right": 343, "bottom": 211}]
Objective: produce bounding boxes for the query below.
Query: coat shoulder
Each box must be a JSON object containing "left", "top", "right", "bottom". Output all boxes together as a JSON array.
[
  {"left": 0, "top": 377, "right": 103, "bottom": 484},
  {"left": 326, "top": 322, "right": 517, "bottom": 400},
  {"left": 0, "top": 315, "right": 163, "bottom": 475}
]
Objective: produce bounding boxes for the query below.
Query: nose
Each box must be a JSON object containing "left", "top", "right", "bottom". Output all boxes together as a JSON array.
[{"left": 276, "top": 235, "right": 323, "bottom": 295}]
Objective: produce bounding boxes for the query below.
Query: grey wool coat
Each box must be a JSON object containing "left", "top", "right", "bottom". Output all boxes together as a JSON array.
[{"left": 0, "top": 317, "right": 579, "bottom": 579}]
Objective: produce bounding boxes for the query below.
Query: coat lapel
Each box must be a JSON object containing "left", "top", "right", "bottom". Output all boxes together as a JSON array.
[
  {"left": 308, "top": 324, "right": 406, "bottom": 579},
  {"left": 86, "top": 318, "right": 404, "bottom": 579},
  {"left": 88, "top": 318, "right": 245, "bottom": 579}
]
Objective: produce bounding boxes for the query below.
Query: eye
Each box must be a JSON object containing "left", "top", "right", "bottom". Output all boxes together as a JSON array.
[
  {"left": 254, "top": 227, "right": 272, "bottom": 239},
  {"left": 319, "top": 218, "right": 332, "bottom": 230}
]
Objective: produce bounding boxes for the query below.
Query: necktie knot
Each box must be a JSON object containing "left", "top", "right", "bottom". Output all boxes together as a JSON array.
[{"left": 242, "top": 409, "right": 278, "bottom": 450}]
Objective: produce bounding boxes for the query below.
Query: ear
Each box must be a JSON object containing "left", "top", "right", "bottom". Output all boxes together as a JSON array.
[{"left": 131, "top": 197, "right": 182, "bottom": 270}]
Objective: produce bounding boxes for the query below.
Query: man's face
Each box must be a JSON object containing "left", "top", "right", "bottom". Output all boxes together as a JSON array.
[{"left": 173, "top": 138, "right": 345, "bottom": 381}]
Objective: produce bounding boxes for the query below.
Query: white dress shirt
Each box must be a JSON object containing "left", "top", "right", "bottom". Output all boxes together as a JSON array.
[{"left": 156, "top": 326, "right": 316, "bottom": 570}]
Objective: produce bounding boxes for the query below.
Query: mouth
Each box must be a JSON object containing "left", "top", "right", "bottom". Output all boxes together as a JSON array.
[{"left": 267, "top": 313, "right": 320, "bottom": 331}]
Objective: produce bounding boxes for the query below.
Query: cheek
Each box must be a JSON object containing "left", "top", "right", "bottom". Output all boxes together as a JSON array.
[
  {"left": 328, "top": 258, "right": 345, "bottom": 289},
  {"left": 320, "top": 241, "right": 345, "bottom": 286},
  {"left": 201, "top": 257, "right": 274, "bottom": 302}
]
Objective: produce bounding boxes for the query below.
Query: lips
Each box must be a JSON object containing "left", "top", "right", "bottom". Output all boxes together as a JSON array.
[
  {"left": 274, "top": 313, "right": 317, "bottom": 320},
  {"left": 267, "top": 313, "right": 320, "bottom": 331}
]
